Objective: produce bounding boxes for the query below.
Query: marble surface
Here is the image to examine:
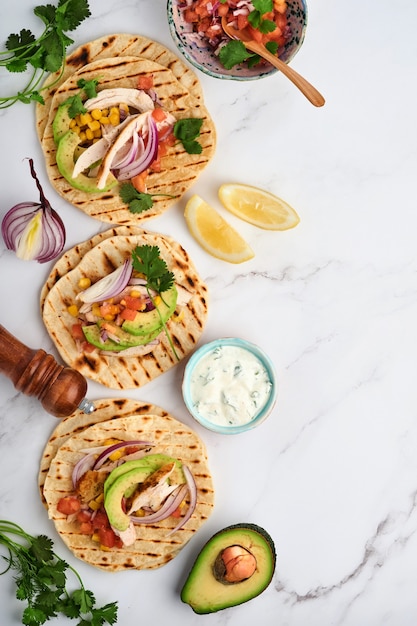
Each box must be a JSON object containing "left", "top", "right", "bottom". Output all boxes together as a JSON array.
[{"left": 1, "top": 0, "right": 417, "bottom": 624}]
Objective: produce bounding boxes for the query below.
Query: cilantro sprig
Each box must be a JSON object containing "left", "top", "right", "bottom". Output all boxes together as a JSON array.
[
  {"left": 65, "top": 77, "right": 99, "bottom": 118},
  {"left": 0, "top": 520, "right": 118, "bottom": 625},
  {"left": 0, "top": 0, "right": 91, "bottom": 109},
  {"left": 131, "top": 245, "right": 179, "bottom": 360},
  {"left": 119, "top": 183, "right": 177, "bottom": 215},
  {"left": 173, "top": 118, "right": 203, "bottom": 154}
]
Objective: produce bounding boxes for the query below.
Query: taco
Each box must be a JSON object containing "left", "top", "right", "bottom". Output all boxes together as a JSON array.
[
  {"left": 41, "top": 227, "right": 209, "bottom": 389},
  {"left": 41, "top": 404, "right": 215, "bottom": 571},
  {"left": 40, "top": 54, "right": 216, "bottom": 224},
  {"left": 36, "top": 33, "right": 204, "bottom": 142}
]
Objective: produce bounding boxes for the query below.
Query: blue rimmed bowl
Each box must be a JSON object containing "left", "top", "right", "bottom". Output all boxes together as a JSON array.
[
  {"left": 167, "top": 0, "right": 307, "bottom": 81},
  {"left": 182, "top": 337, "right": 278, "bottom": 434}
]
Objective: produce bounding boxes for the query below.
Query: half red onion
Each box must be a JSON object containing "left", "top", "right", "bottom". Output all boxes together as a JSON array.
[{"left": 1, "top": 159, "right": 65, "bottom": 264}]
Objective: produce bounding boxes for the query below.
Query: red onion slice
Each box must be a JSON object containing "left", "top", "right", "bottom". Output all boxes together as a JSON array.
[
  {"left": 93, "top": 440, "right": 154, "bottom": 470},
  {"left": 167, "top": 465, "right": 197, "bottom": 536},
  {"left": 116, "top": 115, "right": 159, "bottom": 180},
  {"left": 72, "top": 452, "right": 97, "bottom": 488},
  {"left": 77, "top": 258, "right": 133, "bottom": 303}
]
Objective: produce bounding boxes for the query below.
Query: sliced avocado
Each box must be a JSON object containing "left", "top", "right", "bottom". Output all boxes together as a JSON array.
[
  {"left": 122, "top": 285, "right": 178, "bottom": 336},
  {"left": 82, "top": 324, "right": 161, "bottom": 352},
  {"left": 181, "top": 523, "right": 276, "bottom": 614},
  {"left": 56, "top": 130, "right": 118, "bottom": 193},
  {"left": 104, "top": 466, "right": 155, "bottom": 531},
  {"left": 103, "top": 454, "right": 183, "bottom": 496},
  {"left": 53, "top": 103, "right": 72, "bottom": 144}
]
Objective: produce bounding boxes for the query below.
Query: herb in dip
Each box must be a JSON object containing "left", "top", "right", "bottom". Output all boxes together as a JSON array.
[{"left": 189, "top": 345, "right": 272, "bottom": 427}]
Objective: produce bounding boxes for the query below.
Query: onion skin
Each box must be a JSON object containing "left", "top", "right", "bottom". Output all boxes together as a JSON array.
[{"left": 1, "top": 158, "right": 65, "bottom": 264}]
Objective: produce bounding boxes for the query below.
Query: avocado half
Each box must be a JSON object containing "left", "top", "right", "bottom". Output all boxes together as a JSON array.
[{"left": 181, "top": 523, "right": 276, "bottom": 614}]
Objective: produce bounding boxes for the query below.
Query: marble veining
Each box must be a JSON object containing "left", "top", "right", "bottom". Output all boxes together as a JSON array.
[{"left": 1, "top": 0, "right": 417, "bottom": 624}]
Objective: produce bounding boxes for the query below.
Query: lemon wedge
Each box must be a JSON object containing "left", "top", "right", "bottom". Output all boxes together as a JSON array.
[
  {"left": 218, "top": 183, "right": 300, "bottom": 230},
  {"left": 184, "top": 195, "right": 254, "bottom": 264}
]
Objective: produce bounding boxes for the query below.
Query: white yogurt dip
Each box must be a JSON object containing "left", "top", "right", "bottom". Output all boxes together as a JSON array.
[{"left": 188, "top": 345, "right": 273, "bottom": 427}]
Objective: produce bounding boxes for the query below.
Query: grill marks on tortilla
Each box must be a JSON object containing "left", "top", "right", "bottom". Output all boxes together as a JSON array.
[{"left": 42, "top": 412, "right": 214, "bottom": 572}]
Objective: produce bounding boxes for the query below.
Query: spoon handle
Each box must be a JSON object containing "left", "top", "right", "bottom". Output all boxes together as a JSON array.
[{"left": 250, "top": 43, "right": 325, "bottom": 107}]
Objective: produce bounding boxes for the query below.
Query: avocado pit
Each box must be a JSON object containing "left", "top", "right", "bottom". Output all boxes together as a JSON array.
[{"left": 214, "top": 545, "right": 257, "bottom": 584}]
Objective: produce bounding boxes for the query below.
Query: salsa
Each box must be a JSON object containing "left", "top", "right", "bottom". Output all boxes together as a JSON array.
[{"left": 180, "top": 0, "right": 290, "bottom": 66}]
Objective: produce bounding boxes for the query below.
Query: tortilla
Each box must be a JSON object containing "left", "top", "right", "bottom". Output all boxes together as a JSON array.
[
  {"left": 41, "top": 228, "right": 209, "bottom": 389},
  {"left": 36, "top": 33, "right": 204, "bottom": 142},
  {"left": 38, "top": 398, "right": 170, "bottom": 506},
  {"left": 42, "top": 410, "right": 215, "bottom": 571},
  {"left": 41, "top": 55, "right": 216, "bottom": 224}
]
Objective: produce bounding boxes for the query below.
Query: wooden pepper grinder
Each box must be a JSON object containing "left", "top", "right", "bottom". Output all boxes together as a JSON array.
[{"left": 0, "top": 324, "right": 94, "bottom": 418}]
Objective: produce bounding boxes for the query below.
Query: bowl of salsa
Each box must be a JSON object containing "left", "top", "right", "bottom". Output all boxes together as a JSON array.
[
  {"left": 182, "top": 337, "right": 278, "bottom": 434},
  {"left": 167, "top": 0, "right": 307, "bottom": 81}
]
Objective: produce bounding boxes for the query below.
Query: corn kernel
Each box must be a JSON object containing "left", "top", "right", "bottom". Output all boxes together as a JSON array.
[
  {"left": 100, "top": 116, "right": 110, "bottom": 124},
  {"left": 79, "top": 112, "right": 92, "bottom": 125},
  {"left": 89, "top": 500, "right": 101, "bottom": 511},
  {"left": 69, "top": 118, "right": 77, "bottom": 129},
  {"left": 92, "top": 303, "right": 101, "bottom": 317},
  {"left": 104, "top": 438, "right": 122, "bottom": 445},
  {"left": 100, "top": 545, "right": 111, "bottom": 551},
  {"left": 91, "top": 108, "right": 102, "bottom": 120},
  {"left": 78, "top": 277, "right": 91, "bottom": 289},
  {"left": 109, "top": 113, "right": 120, "bottom": 126},
  {"left": 67, "top": 304, "right": 79, "bottom": 317},
  {"left": 85, "top": 128, "right": 94, "bottom": 141},
  {"left": 72, "top": 125, "right": 81, "bottom": 135},
  {"left": 88, "top": 119, "right": 101, "bottom": 131},
  {"left": 109, "top": 449, "right": 125, "bottom": 461},
  {"left": 79, "top": 131, "right": 87, "bottom": 143},
  {"left": 93, "top": 129, "right": 102, "bottom": 138},
  {"left": 92, "top": 533, "right": 100, "bottom": 542},
  {"left": 129, "top": 290, "right": 141, "bottom": 298},
  {"left": 153, "top": 295, "right": 162, "bottom": 307}
]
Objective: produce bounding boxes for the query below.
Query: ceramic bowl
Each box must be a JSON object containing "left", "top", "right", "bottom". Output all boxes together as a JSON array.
[
  {"left": 182, "top": 337, "right": 277, "bottom": 434},
  {"left": 167, "top": 0, "right": 307, "bottom": 81}
]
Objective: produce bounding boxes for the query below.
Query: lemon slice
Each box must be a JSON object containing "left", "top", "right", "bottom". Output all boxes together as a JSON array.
[
  {"left": 218, "top": 183, "right": 300, "bottom": 230},
  {"left": 184, "top": 195, "right": 254, "bottom": 264}
]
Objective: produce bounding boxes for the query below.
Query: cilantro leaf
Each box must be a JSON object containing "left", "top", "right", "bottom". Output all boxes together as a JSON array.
[
  {"left": 219, "top": 40, "right": 251, "bottom": 70},
  {"left": 77, "top": 77, "right": 99, "bottom": 99},
  {"left": 119, "top": 182, "right": 176, "bottom": 215},
  {"left": 173, "top": 118, "right": 203, "bottom": 154},
  {"left": 131, "top": 245, "right": 174, "bottom": 294}
]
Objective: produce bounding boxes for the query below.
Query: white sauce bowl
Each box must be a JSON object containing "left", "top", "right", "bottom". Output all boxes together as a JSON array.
[{"left": 182, "top": 338, "right": 277, "bottom": 434}]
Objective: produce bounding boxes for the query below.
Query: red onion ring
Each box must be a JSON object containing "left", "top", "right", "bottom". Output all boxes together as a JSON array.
[
  {"left": 77, "top": 258, "right": 133, "bottom": 303},
  {"left": 93, "top": 440, "right": 154, "bottom": 470},
  {"left": 116, "top": 115, "right": 159, "bottom": 180}
]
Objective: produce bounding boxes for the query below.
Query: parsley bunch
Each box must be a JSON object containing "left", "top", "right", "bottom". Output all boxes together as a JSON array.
[
  {"left": 131, "top": 245, "right": 179, "bottom": 360},
  {"left": 0, "top": 0, "right": 91, "bottom": 109},
  {"left": 0, "top": 520, "right": 118, "bottom": 625}
]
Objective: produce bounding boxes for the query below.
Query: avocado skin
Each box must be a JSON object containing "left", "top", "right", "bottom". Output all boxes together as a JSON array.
[
  {"left": 122, "top": 286, "right": 178, "bottom": 336},
  {"left": 181, "top": 523, "right": 276, "bottom": 614},
  {"left": 82, "top": 324, "right": 161, "bottom": 352},
  {"left": 55, "top": 130, "right": 117, "bottom": 193}
]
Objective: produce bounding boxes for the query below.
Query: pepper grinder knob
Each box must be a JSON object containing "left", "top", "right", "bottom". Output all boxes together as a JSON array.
[{"left": 0, "top": 324, "right": 93, "bottom": 418}]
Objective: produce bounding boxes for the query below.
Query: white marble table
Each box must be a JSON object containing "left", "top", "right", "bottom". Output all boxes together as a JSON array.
[{"left": 1, "top": 0, "right": 417, "bottom": 624}]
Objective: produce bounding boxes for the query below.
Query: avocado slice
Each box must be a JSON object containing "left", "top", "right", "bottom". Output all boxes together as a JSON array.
[
  {"left": 82, "top": 324, "right": 161, "bottom": 352},
  {"left": 181, "top": 523, "right": 276, "bottom": 614},
  {"left": 121, "top": 285, "right": 178, "bottom": 336},
  {"left": 103, "top": 454, "right": 183, "bottom": 497},
  {"left": 56, "top": 130, "right": 118, "bottom": 193},
  {"left": 103, "top": 466, "right": 155, "bottom": 531},
  {"left": 53, "top": 103, "right": 72, "bottom": 144}
]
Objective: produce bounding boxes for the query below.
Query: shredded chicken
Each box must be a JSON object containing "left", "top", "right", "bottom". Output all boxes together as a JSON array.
[{"left": 127, "top": 463, "right": 178, "bottom": 513}]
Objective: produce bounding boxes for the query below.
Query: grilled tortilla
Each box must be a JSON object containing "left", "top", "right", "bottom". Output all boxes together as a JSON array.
[
  {"left": 40, "top": 55, "right": 216, "bottom": 224},
  {"left": 42, "top": 409, "right": 215, "bottom": 571},
  {"left": 36, "top": 33, "right": 204, "bottom": 142},
  {"left": 41, "top": 227, "right": 209, "bottom": 389}
]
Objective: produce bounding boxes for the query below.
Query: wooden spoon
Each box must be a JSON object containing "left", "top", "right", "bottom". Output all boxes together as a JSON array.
[{"left": 221, "top": 17, "right": 325, "bottom": 108}]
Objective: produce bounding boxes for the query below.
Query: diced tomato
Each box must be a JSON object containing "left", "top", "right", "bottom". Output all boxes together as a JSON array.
[
  {"left": 237, "top": 13, "right": 249, "bottom": 30},
  {"left": 247, "top": 24, "right": 263, "bottom": 43},
  {"left": 79, "top": 521, "right": 94, "bottom": 534},
  {"left": 131, "top": 169, "right": 149, "bottom": 193},
  {"left": 71, "top": 324, "right": 85, "bottom": 341},
  {"left": 124, "top": 295, "right": 144, "bottom": 311},
  {"left": 82, "top": 340, "right": 96, "bottom": 353},
  {"left": 92, "top": 509, "right": 110, "bottom": 531},
  {"left": 170, "top": 507, "right": 182, "bottom": 518},
  {"left": 184, "top": 8, "right": 198, "bottom": 23},
  {"left": 77, "top": 510, "right": 92, "bottom": 523},
  {"left": 98, "top": 527, "right": 118, "bottom": 548},
  {"left": 152, "top": 107, "right": 166, "bottom": 122},
  {"left": 120, "top": 307, "right": 137, "bottom": 321},
  {"left": 57, "top": 496, "right": 81, "bottom": 515},
  {"left": 138, "top": 75, "right": 154, "bottom": 90}
]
